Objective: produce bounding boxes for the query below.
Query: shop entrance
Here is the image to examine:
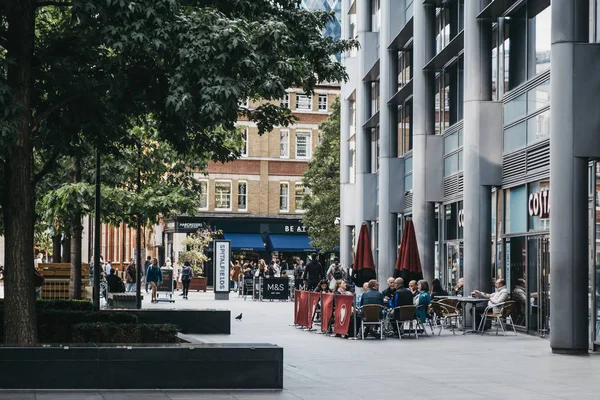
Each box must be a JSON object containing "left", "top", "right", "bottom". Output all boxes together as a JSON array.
[
  {"left": 527, "top": 236, "right": 550, "bottom": 337},
  {"left": 444, "top": 241, "right": 463, "bottom": 293}
]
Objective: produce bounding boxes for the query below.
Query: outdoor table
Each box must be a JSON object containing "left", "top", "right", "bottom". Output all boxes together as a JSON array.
[{"left": 440, "top": 296, "right": 490, "bottom": 334}]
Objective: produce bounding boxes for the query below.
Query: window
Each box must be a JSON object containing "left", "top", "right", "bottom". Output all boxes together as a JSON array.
[
  {"left": 404, "top": 155, "right": 413, "bottom": 192},
  {"left": 371, "top": 0, "right": 380, "bottom": 32},
  {"left": 295, "top": 131, "right": 311, "bottom": 159},
  {"left": 444, "top": 129, "right": 464, "bottom": 177},
  {"left": 280, "top": 129, "right": 289, "bottom": 158},
  {"left": 398, "top": 100, "right": 413, "bottom": 156},
  {"left": 504, "top": 185, "right": 527, "bottom": 234},
  {"left": 318, "top": 95, "right": 328, "bottom": 112},
  {"left": 371, "top": 127, "right": 380, "bottom": 173},
  {"left": 199, "top": 180, "right": 208, "bottom": 210},
  {"left": 280, "top": 94, "right": 290, "bottom": 109},
  {"left": 397, "top": 50, "right": 413, "bottom": 88},
  {"left": 240, "top": 128, "right": 248, "bottom": 157},
  {"left": 280, "top": 183, "right": 289, "bottom": 211},
  {"left": 238, "top": 98, "right": 248, "bottom": 109},
  {"left": 215, "top": 181, "right": 232, "bottom": 210},
  {"left": 370, "top": 81, "right": 380, "bottom": 116},
  {"left": 296, "top": 93, "right": 312, "bottom": 110},
  {"left": 238, "top": 181, "right": 247, "bottom": 211},
  {"left": 295, "top": 183, "right": 306, "bottom": 212},
  {"left": 434, "top": 57, "right": 463, "bottom": 134}
]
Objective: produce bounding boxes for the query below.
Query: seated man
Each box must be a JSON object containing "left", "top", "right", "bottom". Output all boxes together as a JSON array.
[
  {"left": 391, "top": 278, "right": 413, "bottom": 308},
  {"left": 361, "top": 280, "right": 384, "bottom": 306},
  {"left": 106, "top": 269, "right": 125, "bottom": 294},
  {"left": 472, "top": 279, "right": 509, "bottom": 328},
  {"left": 381, "top": 277, "right": 395, "bottom": 301},
  {"left": 356, "top": 282, "right": 369, "bottom": 307},
  {"left": 408, "top": 280, "right": 419, "bottom": 296}
]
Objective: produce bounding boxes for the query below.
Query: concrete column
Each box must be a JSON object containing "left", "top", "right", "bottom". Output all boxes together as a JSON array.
[
  {"left": 354, "top": 0, "right": 370, "bottom": 234},
  {"left": 550, "top": 0, "right": 589, "bottom": 354},
  {"left": 412, "top": 1, "right": 436, "bottom": 282},
  {"left": 463, "top": 0, "right": 492, "bottom": 298},
  {"left": 340, "top": 0, "right": 353, "bottom": 271},
  {"left": 376, "top": 0, "right": 398, "bottom": 287}
]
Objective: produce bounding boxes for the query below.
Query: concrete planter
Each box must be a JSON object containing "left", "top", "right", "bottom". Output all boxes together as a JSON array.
[{"left": 189, "top": 277, "right": 208, "bottom": 292}]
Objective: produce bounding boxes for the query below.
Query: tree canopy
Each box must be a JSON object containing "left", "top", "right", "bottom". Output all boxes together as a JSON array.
[
  {"left": 302, "top": 97, "right": 340, "bottom": 252},
  {"left": 0, "top": 0, "right": 356, "bottom": 344}
]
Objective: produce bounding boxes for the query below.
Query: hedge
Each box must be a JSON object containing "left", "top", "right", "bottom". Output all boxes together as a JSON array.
[
  {"left": 71, "top": 323, "right": 179, "bottom": 344},
  {"left": 36, "top": 311, "right": 139, "bottom": 343},
  {"left": 36, "top": 299, "right": 93, "bottom": 311}
]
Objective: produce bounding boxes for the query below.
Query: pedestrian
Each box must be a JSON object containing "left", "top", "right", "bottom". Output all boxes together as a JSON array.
[
  {"left": 125, "top": 259, "right": 137, "bottom": 292},
  {"left": 144, "top": 256, "right": 152, "bottom": 293},
  {"left": 180, "top": 261, "right": 193, "bottom": 300},
  {"left": 145, "top": 257, "right": 163, "bottom": 303}
]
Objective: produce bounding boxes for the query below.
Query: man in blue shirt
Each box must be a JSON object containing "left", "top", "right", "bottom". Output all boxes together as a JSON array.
[{"left": 361, "top": 280, "right": 384, "bottom": 306}]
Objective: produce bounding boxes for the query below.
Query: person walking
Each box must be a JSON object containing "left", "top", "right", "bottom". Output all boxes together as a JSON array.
[
  {"left": 180, "top": 261, "right": 193, "bottom": 299},
  {"left": 125, "top": 259, "right": 137, "bottom": 292},
  {"left": 144, "top": 256, "right": 152, "bottom": 293},
  {"left": 145, "top": 258, "right": 163, "bottom": 303}
]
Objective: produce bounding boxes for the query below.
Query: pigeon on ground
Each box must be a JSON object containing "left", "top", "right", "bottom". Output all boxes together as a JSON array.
[{"left": 235, "top": 313, "right": 243, "bottom": 321}]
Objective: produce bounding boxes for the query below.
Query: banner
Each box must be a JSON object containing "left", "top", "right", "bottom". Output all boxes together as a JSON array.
[
  {"left": 213, "top": 240, "right": 231, "bottom": 293},
  {"left": 320, "top": 293, "right": 334, "bottom": 333},
  {"left": 262, "top": 278, "right": 290, "bottom": 300},
  {"left": 333, "top": 294, "right": 354, "bottom": 335},
  {"left": 296, "top": 290, "right": 309, "bottom": 327},
  {"left": 307, "top": 292, "right": 321, "bottom": 329}
]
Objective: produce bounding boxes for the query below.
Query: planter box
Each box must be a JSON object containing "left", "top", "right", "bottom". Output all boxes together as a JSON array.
[
  {"left": 189, "top": 277, "right": 207, "bottom": 292},
  {"left": 104, "top": 309, "right": 231, "bottom": 334},
  {"left": 0, "top": 343, "right": 283, "bottom": 389}
]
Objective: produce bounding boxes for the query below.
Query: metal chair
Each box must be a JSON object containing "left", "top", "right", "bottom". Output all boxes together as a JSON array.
[
  {"left": 430, "top": 301, "right": 459, "bottom": 335},
  {"left": 478, "top": 300, "right": 517, "bottom": 336},
  {"left": 360, "top": 304, "right": 385, "bottom": 340},
  {"left": 391, "top": 305, "right": 420, "bottom": 339},
  {"left": 242, "top": 278, "right": 254, "bottom": 301}
]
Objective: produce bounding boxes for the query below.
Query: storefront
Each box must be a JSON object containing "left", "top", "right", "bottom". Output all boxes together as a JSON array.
[
  {"left": 163, "top": 216, "right": 326, "bottom": 283},
  {"left": 501, "top": 179, "right": 550, "bottom": 336}
]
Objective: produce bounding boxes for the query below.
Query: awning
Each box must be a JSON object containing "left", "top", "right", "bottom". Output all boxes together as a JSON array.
[
  {"left": 268, "top": 234, "right": 314, "bottom": 252},
  {"left": 223, "top": 233, "right": 265, "bottom": 251}
]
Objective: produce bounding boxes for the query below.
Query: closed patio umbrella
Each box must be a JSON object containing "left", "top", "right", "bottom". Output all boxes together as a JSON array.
[
  {"left": 395, "top": 220, "right": 423, "bottom": 287},
  {"left": 351, "top": 223, "right": 376, "bottom": 286}
]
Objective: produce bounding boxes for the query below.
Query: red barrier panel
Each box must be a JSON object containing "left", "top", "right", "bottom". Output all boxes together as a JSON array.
[
  {"left": 297, "top": 290, "right": 309, "bottom": 327},
  {"left": 294, "top": 290, "right": 300, "bottom": 325},
  {"left": 307, "top": 292, "right": 321, "bottom": 329},
  {"left": 320, "top": 293, "right": 334, "bottom": 333},
  {"left": 333, "top": 294, "right": 354, "bottom": 335}
]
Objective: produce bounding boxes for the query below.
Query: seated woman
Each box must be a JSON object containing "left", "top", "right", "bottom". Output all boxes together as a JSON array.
[
  {"left": 333, "top": 280, "right": 352, "bottom": 295},
  {"left": 414, "top": 280, "right": 432, "bottom": 323},
  {"left": 315, "top": 280, "right": 331, "bottom": 293},
  {"left": 431, "top": 278, "right": 448, "bottom": 299}
]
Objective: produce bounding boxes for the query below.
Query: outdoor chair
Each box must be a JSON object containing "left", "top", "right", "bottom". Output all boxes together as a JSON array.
[
  {"left": 391, "top": 305, "right": 421, "bottom": 339},
  {"left": 477, "top": 300, "right": 517, "bottom": 336},
  {"left": 360, "top": 304, "right": 385, "bottom": 340},
  {"left": 430, "top": 301, "right": 459, "bottom": 335},
  {"left": 242, "top": 278, "right": 254, "bottom": 301}
]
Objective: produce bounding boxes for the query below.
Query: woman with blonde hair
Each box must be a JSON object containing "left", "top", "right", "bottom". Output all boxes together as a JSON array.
[
  {"left": 333, "top": 280, "right": 351, "bottom": 295},
  {"left": 255, "top": 259, "right": 267, "bottom": 278}
]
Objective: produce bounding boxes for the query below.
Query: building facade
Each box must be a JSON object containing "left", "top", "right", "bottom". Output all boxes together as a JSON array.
[
  {"left": 164, "top": 86, "right": 340, "bottom": 283},
  {"left": 341, "top": 0, "right": 600, "bottom": 353},
  {"left": 302, "top": 0, "right": 343, "bottom": 42}
]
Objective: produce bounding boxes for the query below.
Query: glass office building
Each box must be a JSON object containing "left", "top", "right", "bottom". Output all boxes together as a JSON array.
[
  {"left": 302, "top": 0, "right": 343, "bottom": 42},
  {"left": 340, "top": 0, "right": 600, "bottom": 353}
]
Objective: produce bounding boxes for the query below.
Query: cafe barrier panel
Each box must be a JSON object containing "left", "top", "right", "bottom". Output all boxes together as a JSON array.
[{"left": 292, "top": 291, "right": 357, "bottom": 337}]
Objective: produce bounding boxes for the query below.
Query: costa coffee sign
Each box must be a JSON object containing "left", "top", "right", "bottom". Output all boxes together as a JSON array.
[
  {"left": 528, "top": 190, "right": 550, "bottom": 218},
  {"left": 458, "top": 209, "right": 465, "bottom": 228}
]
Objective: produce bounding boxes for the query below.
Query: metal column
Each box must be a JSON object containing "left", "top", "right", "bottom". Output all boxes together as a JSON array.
[
  {"left": 412, "top": 1, "right": 436, "bottom": 282},
  {"left": 549, "top": 0, "right": 589, "bottom": 354}
]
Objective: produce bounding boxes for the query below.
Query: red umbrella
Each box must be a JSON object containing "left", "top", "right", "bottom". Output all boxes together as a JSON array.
[
  {"left": 351, "top": 223, "right": 376, "bottom": 286},
  {"left": 395, "top": 220, "right": 422, "bottom": 286}
]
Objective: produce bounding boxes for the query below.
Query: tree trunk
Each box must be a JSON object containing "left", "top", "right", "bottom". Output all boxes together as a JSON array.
[
  {"left": 52, "top": 234, "right": 62, "bottom": 263},
  {"left": 62, "top": 235, "right": 71, "bottom": 263},
  {"left": 2, "top": 0, "right": 37, "bottom": 345},
  {"left": 69, "top": 156, "right": 83, "bottom": 299}
]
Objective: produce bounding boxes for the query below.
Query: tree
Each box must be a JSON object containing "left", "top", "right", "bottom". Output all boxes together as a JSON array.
[
  {"left": 1, "top": 0, "right": 355, "bottom": 344},
  {"left": 302, "top": 97, "right": 341, "bottom": 252},
  {"left": 179, "top": 227, "right": 222, "bottom": 278}
]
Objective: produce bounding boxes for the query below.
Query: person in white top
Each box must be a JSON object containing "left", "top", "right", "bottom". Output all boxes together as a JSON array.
[{"left": 474, "top": 279, "right": 509, "bottom": 313}]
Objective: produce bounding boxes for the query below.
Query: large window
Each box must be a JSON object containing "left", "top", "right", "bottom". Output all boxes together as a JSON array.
[
  {"left": 503, "top": 80, "right": 550, "bottom": 153},
  {"left": 398, "top": 101, "right": 413, "bottom": 156},
  {"left": 215, "top": 181, "right": 232, "bottom": 210},
  {"left": 240, "top": 128, "right": 248, "bottom": 157},
  {"left": 404, "top": 155, "right": 413, "bottom": 192},
  {"left": 371, "top": 0, "right": 380, "bottom": 32},
  {"left": 370, "top": 81, "right": 380, "bottom": 116},
  {"left": 318, "top": 95, "right": 328, "bottom": 112},
  {"left": 280, "top": 94, "right": 290, "bottom": 109},
  {"left": 238, "top": 181, "right": 247, "bottom": 211},
  {"left": 504, "top": 185, "right": 527, "bottom": 234},
  {"left": 199, "top": 180, "right": 208, "bottom": 210},
  {"left": 503, "top": 4, "right": 551, "bottom": 91},
  {"left": 280, "top": 183, "right": 289, "bottom": 212},
  {"left": 397, "top": 50, "right": 413, "bottom": 89},
  {"left": 296, "top": 93, "right": 312, "bottom": 111},
  {"left": 435, "top": 1, "right": 464, "bottom": 54},
  {"left": 371, "top": 127, "right": 380, "bottom": 173},
  {"left": 435, "top": 56, "right": 464, "bottom": 134},
  {"left": 295, "top": 183, "right": 306, "bottom": 212},
  {"left": 444, "top": 129, "right": 463, "bottom": 177},
  {"left": 280, "top": 129, "right": 289, "bottom": 158},
  {"left": 296, "top": 131, "right": 311, "bottom": 159}
]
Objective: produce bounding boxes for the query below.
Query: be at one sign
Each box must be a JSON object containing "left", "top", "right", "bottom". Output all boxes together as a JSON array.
[{"left": 213, "top": 240, "right": 231, "bottom": 293}]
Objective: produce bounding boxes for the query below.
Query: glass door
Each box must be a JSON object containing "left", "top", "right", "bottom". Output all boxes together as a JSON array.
[
  {"left": 445, "top": 242, "right": 463, "bottom": 293},
  {"left": 526, "top": 236, "right": 550, "bottom": 336}
]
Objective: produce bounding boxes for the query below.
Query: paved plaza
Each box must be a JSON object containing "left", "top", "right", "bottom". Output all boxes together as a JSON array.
[{"left": 1, "top": 290, "right": 600, "bottom": 399}]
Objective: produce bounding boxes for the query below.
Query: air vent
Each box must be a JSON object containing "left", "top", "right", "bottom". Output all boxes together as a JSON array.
[
  {"left": 444, "top": 173, "right": 464, "bottom": 199},
  {"left": 502, "top": 150, "right": 527, "bottom": 185},
  {"left": 404, "top": 192, "right": 413, "bottom": 211},
  {"left": 526, "top": 143, "right": 550, "bottom": 173}
]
